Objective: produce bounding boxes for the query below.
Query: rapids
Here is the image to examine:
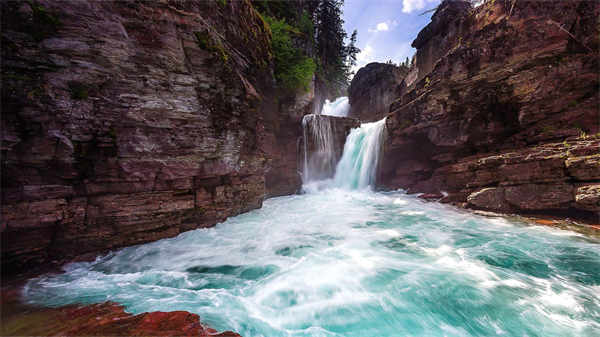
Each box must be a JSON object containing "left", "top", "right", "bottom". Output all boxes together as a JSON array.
[
  {"left": 23, "top": 115, "right": 600, "bottom": 337},
  {"left": 24, "top": 190, "right": 600, "bottom": 336}
]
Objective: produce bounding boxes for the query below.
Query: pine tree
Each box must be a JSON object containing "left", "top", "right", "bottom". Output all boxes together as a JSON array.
[{"left": 314, "top": 0, "right": 348, "bottom": 91}]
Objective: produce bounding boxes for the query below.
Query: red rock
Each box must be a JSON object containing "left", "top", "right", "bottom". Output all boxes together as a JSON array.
[
  {"left": 418, "top": 193, "right": 444, "bottom": 200},
  {"left": 1, "top": 294, "right": 241, "bottom": 337},
  {"left": 0, "top": 0, "right": 319, "bottom": 275},
  {"left": 374, "top": 0, "right": 599, "bottom": 222}
]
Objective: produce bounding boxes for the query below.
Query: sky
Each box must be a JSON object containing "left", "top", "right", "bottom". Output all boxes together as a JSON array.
[{"left": 342, "top": 0, "right": 442, "bottom": 74}]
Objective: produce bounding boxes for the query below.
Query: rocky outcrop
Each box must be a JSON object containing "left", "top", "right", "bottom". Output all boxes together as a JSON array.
[
  {"left": 348, "top": 62, "right": 407, "bottom": 122},
  {"left": 380, "top": 0, "right": 600, "bottom": 221},
  {"left": 411, "top": 0, "right": 471, "bottom": 83},
  {"left": 0, "top": 0, "right": 308, "bottom": 275},
  {"left": 1, "top": 295, "right": 240, "bottom": 337}
]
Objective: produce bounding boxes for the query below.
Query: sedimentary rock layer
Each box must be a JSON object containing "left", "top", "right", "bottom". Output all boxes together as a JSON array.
[
  {"left": 379, "top": 0, "right": 599, "bottom": 220},
  {"left": 0, "top": 0, "right": 310, "bottom": 274}
]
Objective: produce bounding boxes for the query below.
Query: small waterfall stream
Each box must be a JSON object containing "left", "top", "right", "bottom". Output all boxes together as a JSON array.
[
  {"left": 333, "top": 118, "right": 386, "bottom": 189},
  {"left": 302, "top": 114, "right": 337, "bottom": 183}
]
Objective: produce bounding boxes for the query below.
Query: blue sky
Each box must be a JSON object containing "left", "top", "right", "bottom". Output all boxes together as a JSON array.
[{"left": 343, "top": 0, "right": 442, "bottom": 73}]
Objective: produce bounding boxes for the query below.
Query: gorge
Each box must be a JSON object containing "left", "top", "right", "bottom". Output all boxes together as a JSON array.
[{"left": 2, "top": 0, "right": 599, "bottom": 336}]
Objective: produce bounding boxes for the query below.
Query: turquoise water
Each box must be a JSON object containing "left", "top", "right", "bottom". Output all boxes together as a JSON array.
[
  {"left": 333, "top": 118, "right": 386, "bottom": 189},
  {"left": 24, "top": 189, "right": 600, "bottom": 337}
]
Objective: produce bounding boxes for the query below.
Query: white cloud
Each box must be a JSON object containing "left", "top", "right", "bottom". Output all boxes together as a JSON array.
[
  {"left": 367, "top": 20, "right": 398, "bottom": 33},
  {"left": 356, "top": 44, "right": 374, "bottom": 63},
  {"left": 376, "top": 22, "right": 389, "bottom": 31},
  {"left": 402, "top": 0, "right": 440, "bottom": 14},
  {"left": 351, "top": 44, "right": 375, "bottom": 76}
]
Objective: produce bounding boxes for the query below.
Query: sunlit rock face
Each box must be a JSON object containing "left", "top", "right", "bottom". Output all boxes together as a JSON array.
[
  {"left": 0, "top": 0, "right": 308, "bottom": 274},
  {"left": 348, "top": 62, "right": 407, "bottom": 123},
  {"left": 380, "top": 0, "right": 600, "bottom": 220}
]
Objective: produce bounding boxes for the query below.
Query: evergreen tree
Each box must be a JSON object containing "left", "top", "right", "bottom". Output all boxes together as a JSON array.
[
  {"left": 344, "top": 29, "right": 360, "bottom": 77},
  {"left": 314, "top": 0, "right": 348, "bottom": 91}
]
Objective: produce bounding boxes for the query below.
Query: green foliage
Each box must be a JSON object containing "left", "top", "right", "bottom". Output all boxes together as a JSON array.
[
  {"left": 194, "top": 31, "right": 229, "bottom": 64},
  {"left": 69, "top": 82, "right": 88, "bottom": 100},
  {"left": 264, "top": 16, "right": 316, "bottom": 91},
  {"left": 216, "top": 0, "right": 228, "bottom": 7},
  {"left": 298, "top": 11, "right": 314, "bottom": 37},
  {"left": 26, "top": 1, "right": 62, "bottom": 41},
  {"left": 314, "top": 0, "right": 356, "bottom": 91},
  {"left": 424, "top": 76, "right": 431, "bottom": 88}
]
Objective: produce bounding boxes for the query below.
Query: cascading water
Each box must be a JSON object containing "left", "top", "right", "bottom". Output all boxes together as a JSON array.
[
  {"left": 22, "top": 103, "right": 600, "bottom": 336},
  {"left": 321, "top": 97, "right": 350, "bottom": 117},
  {"left": 302, "top": 114, "right": 337, "bottom": 183},
  {"left": 302, "top": 96, "right": 384, "bottom": 190},
  {"left": 333, "top": 118, "right": 386, "bottom": 189}
]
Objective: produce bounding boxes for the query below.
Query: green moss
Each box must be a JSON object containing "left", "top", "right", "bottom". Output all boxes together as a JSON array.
[
  {"left": 26, "top": 1, "right": 62, "bottom": 41},
  {"left": 424, "top": 76, "right": 431, "bottom": 88},
  {"left": 68, "top": 82, "right": 88, "bottom": 100},
  {"left": 216, "top": 0, "right": 228, "bottom": 7},
  {"left": 194, "top": 31, "right": 229, "bottom": 65}
]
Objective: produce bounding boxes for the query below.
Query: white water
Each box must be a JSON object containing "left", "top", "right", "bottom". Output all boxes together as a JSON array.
[
  {"left": 24, "top": 190, "right": 600, "bottom": 337},
  {"left": 320, "top": 97, "right": 350, "bottom": 117},
  {"left": 333, "top": 118, "right": 386, "bottom": 190},
  {"left": 302, "top": 114, "right": 337, "bottom": 183}
]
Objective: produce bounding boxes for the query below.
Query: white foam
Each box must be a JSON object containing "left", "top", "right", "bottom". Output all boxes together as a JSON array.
[
  {"left": 422, "top": 245, "right": 453, "bottom": 256},
  {"left": 393, "top": 198, "right": 408, "bottom": 205},
  {"left": 376, "top": 229, "right": 401, "bottom": 238},
  {"left": 400, "top": 210, "right": 425, "bottom": 216}
]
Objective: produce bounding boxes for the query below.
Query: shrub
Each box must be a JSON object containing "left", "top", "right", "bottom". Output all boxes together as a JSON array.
[{"left": 264, "top": 15, "right": 315, "bottom": 91}]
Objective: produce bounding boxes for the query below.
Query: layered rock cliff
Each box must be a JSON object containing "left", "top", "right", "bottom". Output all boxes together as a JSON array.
[
  {"left": 375, "top": 0, "right": 599, "bottom": 220},
  {"left": 348, "top": 62, "right": 407, "bottom": 122},
  {"left": 0, "top": 0, "right": 312, "bottom": 274}
]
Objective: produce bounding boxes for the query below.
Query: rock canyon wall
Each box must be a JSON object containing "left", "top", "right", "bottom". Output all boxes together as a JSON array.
[
  {"left": 376, "top": 0, "right": 599, "bottom": 220},
  {"left": 0, "top": 0, "right": 317, "bottom": 274}
]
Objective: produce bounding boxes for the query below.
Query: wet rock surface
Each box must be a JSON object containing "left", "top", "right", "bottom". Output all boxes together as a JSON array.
[
  {"left": 1, "top": 287, "right": 239, "bottom": 337},
  {"left": 379, "top": 0, "right": 600, "bottom": 221},
  {"left": 0, "top": 0, "right": 306, "bottom": 275}
]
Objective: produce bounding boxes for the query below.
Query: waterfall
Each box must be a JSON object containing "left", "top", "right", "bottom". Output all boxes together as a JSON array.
[
  {"left": 333, "top": 118, "right": 386, "bottom": 189},
  {"left": 321, "top": 97, "right": 350, "bottom": 117},
  {"left": 302, "top": 114, "right": 337, "bottom": 184},
  {"left": 302, "top": 97, "right": 385, "bottom": 190}
]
